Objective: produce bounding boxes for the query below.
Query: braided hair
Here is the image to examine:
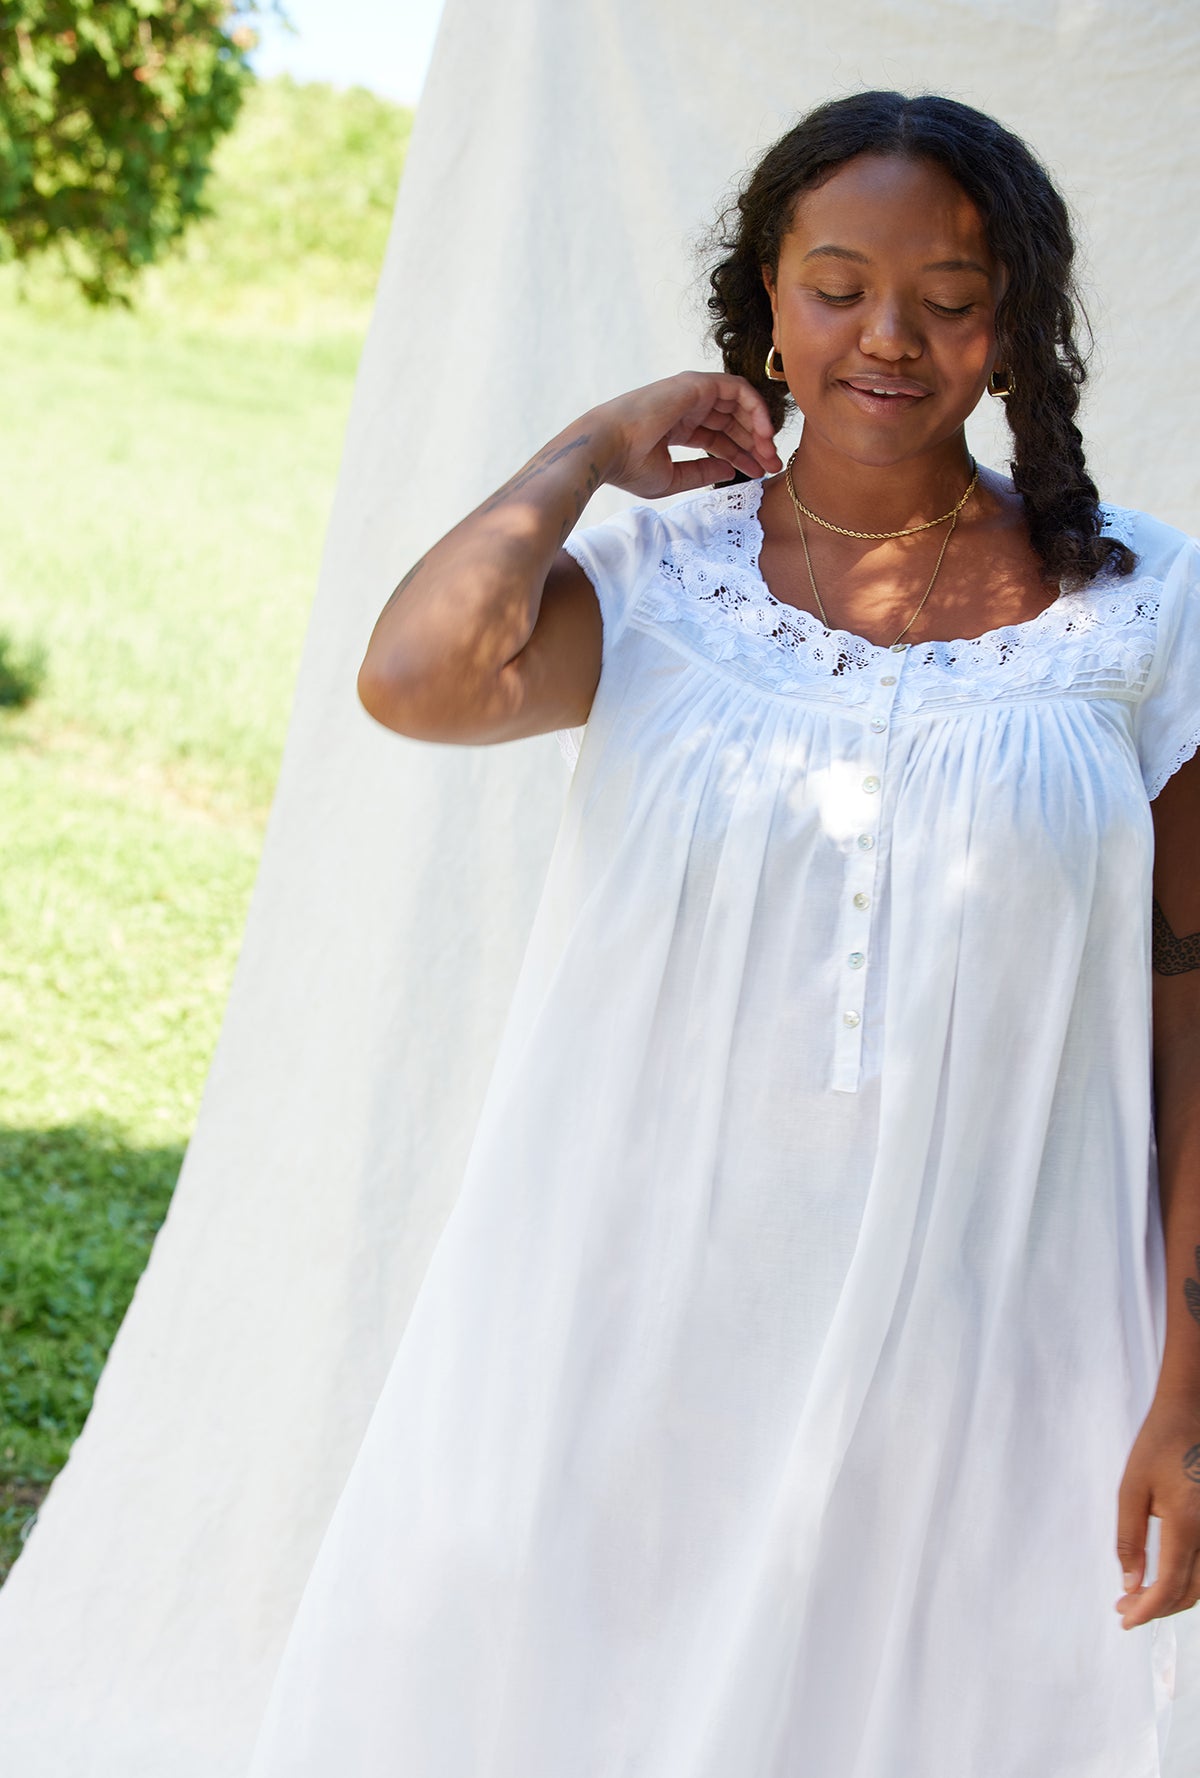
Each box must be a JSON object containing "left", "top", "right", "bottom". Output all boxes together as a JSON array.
[{"left": 707, "top": 91, "right": 1134, "bottom": 585}]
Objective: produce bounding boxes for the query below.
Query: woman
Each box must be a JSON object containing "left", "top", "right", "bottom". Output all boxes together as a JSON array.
[{"left": 249, "top": 92, "right": 1200, "bottom": 1776}]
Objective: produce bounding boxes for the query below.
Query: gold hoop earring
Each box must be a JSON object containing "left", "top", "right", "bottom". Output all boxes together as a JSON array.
[
  {"left": 988, "top": 366, "right": 1014, "bottom": 398},
  {"left": 765, "top": 345, "right": 787, "bottom": 382}
]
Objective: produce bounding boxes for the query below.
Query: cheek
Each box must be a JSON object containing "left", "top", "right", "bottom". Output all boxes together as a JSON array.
[
  {"left": 949, "top": 319, "right": 998, "bottom": 383},
  {"left": 778, "top": 298, "right": 855, "bottom": 365}
]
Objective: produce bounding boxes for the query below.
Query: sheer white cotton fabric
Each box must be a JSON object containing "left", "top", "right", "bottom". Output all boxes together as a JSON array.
[{"left": 247, "top": 481, "right": 1200, "bottom": 1778}]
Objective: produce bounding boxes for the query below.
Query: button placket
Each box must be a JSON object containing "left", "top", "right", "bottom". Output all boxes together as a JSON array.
[{"left": 831, "top": 650, "right": 905, "bottom": 1093}]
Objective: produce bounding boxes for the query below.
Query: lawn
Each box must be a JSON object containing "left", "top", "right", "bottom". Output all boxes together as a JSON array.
[{"left": 0, "top": 76, "right": 411, "bottom": 1579}]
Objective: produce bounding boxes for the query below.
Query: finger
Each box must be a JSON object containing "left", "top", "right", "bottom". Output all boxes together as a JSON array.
[
  {"left": 722, "top": 377, "right": 781, "bottom": 446},
  {"left": 676, "top": 412, "right": 763, "bottom": 461},
  {"left": 671, "top": 413, "right": 774, "bottom": 477},
  {"left": 1120, "top": 1520, "right": 1197, "bottom": 1627},
  {"left": 672, "top": 375, "right": 779, "bottom": 458},
  {"left": 1179, "top": 1547, "right": 1200, "bottom": 1614},
  {"left": 680, "top": 428, "right": 775, "bottom": 480},
  {"left": 671, "top": 416, "right": 771, "bottom": 474},
  {"left": 1115, "top": 1482, "right": 1149, "bottom": 1597},
  {"left": 700, "top": 393, "right": 781, "bottom": 468},
  {"left": 666, "top": 455, "right": 740, "bottom": 494}
]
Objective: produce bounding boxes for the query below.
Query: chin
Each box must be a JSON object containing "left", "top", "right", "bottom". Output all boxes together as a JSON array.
[
  {"left": 819, "top": 428, "right": 931, "bottom": 470},
  {"left": 802, "top": 411, "right": 958, "bottom": 469}
]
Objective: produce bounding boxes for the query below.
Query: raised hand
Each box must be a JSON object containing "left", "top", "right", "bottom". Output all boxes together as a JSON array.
[{"left": 593, "top": 370, "right": 782, "bottom": 499}]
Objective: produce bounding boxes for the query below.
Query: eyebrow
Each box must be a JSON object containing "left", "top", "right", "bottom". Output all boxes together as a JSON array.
[{"left": 802, "top": 245, "right": 990, "bottom": 277}]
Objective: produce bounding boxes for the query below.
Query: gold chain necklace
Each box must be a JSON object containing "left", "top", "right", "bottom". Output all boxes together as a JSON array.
[
  {"left": 783, "top": 451, "right": 977, "bottom": 648},
  {"left": 784, "top": 447, "right": 978, "bottom": 539},
  {"left": 792, "top": 501, "right": 961, "bottom": 649}
]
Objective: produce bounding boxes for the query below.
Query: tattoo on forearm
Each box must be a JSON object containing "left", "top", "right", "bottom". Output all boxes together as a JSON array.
[
  {"left": 379, "top": 554, "right": 427, "bottom": 616},
  {"left": 480, "top": 435, "right": 595, "bottom": 514},
  {"left": 1152, "top": 899, "right": 1200, "bottom": 975},
  {"left": 1186, "top": 1245, "right": 1200, "bottom": 1328},
  {"left": 557, "top": 460, "right": 603, "bottom": 543},
  {"left": 1184, "top": 1443, "right": 1200, "bottom": 1485},
  {"left": 378, "top": 444, "right": 601, "bottom": 621}
]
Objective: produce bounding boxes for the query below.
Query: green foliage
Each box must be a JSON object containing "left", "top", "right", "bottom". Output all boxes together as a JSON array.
[
  {"left": 3, "top": 72, "right": 413, "bottom": 331},
  {"left": 0, "top": 0, "right": 265, "bottom": 302},
  {"left": 0, "top": 76, "right": 411, "bottom": 1578},
  {"left": 177, "top": 73, "right": 409, "bottom": 327},
  {"left": 145, "top": 73, "right": 413, "bottom": 331},
  {"left": 1, "top": 313, "right": 362, "bottom": 810},
  {"left": 0, "top": 1121, "right": 184, "bottom": 1568},
  {"left": 0, "top": 628, "right": 45, "bottom": 705}
]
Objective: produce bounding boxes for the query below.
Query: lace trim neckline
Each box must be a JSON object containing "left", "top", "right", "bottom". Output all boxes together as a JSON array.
[{"left": 720, "top": 475, "right": 1127, "bottom": 664}]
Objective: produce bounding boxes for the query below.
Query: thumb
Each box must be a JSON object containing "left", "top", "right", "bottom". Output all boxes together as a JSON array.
[
  {"left": 668, "top": 454, "right": 739, "bottom": 494},
  {"left": 1116, "top": 1476, "right": 1149, "bottom": 1593}
]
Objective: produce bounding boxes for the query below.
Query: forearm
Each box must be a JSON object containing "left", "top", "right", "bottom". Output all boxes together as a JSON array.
[
  {"left": 1152, "top": 1017, "right": 1200, "bottom": 1404},
  {"left": 1117, "top": 776, "right": 1200, "bottom": 1629},
  {"left": 358, "top": 413, "right": 618, "bottom": 729}
]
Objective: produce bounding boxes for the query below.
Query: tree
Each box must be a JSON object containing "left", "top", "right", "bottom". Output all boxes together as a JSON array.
[{"left": 0, "top": 2, "right": 271, "bottom": 302}]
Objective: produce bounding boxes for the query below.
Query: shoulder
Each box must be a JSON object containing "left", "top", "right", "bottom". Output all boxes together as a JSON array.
[
  {"left": 561, "top": 477, "right": 770, "bottom": 660},
  {"left": 1095, "top": 501, "right": 1197, "bottom": 583},
  {"left": 659, "top": 477, "right": 766, "bottom": 557},
  {"left": 562, "top": 478, "right": 764, "bottom": 613},
  {"left": 567, "top": 477, "right": 764, "bottom": 561}
]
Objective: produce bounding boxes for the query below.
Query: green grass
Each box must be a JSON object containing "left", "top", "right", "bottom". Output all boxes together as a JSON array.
[{"left": 0, "top": 76, "right": 411, "bottom": 1579}]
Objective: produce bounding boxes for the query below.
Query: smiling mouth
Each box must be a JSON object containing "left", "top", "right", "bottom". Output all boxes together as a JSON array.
[
  {"left": 840, "top": 376, "right": 931, "bottom": 400},
  {"left": 837, "top": 379, "right": 931, "bottom": 416}
]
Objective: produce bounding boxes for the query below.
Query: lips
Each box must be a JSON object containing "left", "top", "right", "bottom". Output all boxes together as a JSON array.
[
  {"left": 836, "top": 375, "right": 932, "bottom": 420},
  {"left": 840, "top": 375, "right": 931, "bottom": 398}
]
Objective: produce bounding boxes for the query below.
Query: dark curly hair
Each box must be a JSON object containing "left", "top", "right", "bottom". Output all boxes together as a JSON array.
[{"left": 707, "top": 91, "right": 1133, "bottom": 586}]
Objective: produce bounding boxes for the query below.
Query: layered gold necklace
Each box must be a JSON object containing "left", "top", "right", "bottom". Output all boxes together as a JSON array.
[{"left": 783, "top": 447, "right": 979, "bottom": 648}]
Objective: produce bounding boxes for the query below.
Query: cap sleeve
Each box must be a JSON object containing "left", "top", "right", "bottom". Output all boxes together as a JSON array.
[
  {"left": 1135, "top": 535, "right": 1200, "bottom": 800},
  {"left": 556, "top": 500, "right": 669, "bottom": 772},
  {"left": 562, "top": 500, "right": 667, "bottom": 658}
]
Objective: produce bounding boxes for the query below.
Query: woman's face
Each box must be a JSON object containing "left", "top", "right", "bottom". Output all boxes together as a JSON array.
[{"left": 763, "top": 152, "right": 1005, "bottom": 468}]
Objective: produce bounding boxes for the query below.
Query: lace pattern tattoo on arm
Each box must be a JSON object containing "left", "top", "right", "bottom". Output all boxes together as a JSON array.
[
  {"left": 1185, "top": 1443, "right": 1200, "bottom": 1486},
  {"left": 1152, "top": 900, "right": 1200, "bottom": 976}
]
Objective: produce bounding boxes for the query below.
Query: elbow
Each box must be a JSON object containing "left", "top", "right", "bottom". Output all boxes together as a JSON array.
[
  {"left": 356, "top": 654, "right": 396, "bottom": 729},
  {"left": 357, "top": 653, "right": 430, "bottom": 737},
  {"left": 356, "top": 645, "right": 495, "bottom": 743}
]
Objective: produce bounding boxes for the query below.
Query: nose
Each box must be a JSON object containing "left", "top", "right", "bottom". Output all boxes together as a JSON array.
[{"left": 857, "top": 296, "right": 923, "bottom": 363}]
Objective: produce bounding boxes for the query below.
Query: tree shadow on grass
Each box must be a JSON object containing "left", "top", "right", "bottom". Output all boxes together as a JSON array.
[{"left": 0, "top": 1119, "right": 184, "bottom": 1584}]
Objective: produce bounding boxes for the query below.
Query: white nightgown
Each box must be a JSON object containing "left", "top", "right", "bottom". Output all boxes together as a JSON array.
[{"left": 247, "top": 479, "right": 1200, "bottom": 1778}]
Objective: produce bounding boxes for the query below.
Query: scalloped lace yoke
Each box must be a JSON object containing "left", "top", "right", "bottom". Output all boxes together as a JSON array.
[{"left": 632, "top": 480, "right": 1155, "bottom": 715}]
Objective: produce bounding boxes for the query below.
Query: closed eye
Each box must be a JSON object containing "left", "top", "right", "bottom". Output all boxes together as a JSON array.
[{"left": 815, "top": 291, "right": 976, "bottom": 317}]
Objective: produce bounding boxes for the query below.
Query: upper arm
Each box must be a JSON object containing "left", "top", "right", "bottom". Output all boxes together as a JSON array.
[
  {"left": 360, "top": 549, "right": 603, "bottom": 746},
  {"left": 1151, "top": 752, "right": 1200, "bottom": 1060},
  {"left": 360, "top": 497, "right": 662, "bottom": 745},
  {"left": 476, "top": 549, "right": 604, "bottom": 743},
  {"left": 1143, "top": 534, "right": 1200, "bottom": 1043}
]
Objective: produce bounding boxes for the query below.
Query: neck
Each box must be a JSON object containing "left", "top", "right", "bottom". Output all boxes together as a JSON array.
[{"left": 786, "top": 432, "right": 976, "bottom": 534}]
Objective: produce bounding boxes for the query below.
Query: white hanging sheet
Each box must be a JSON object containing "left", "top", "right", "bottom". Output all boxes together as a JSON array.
[{"left": 0, "top": 1, "right": 1196, "bottom": 1771}]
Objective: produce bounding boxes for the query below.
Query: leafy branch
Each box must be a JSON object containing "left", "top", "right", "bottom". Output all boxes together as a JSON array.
[{"left": 0, "top": 2, "right": 287, "bottom": 301}]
